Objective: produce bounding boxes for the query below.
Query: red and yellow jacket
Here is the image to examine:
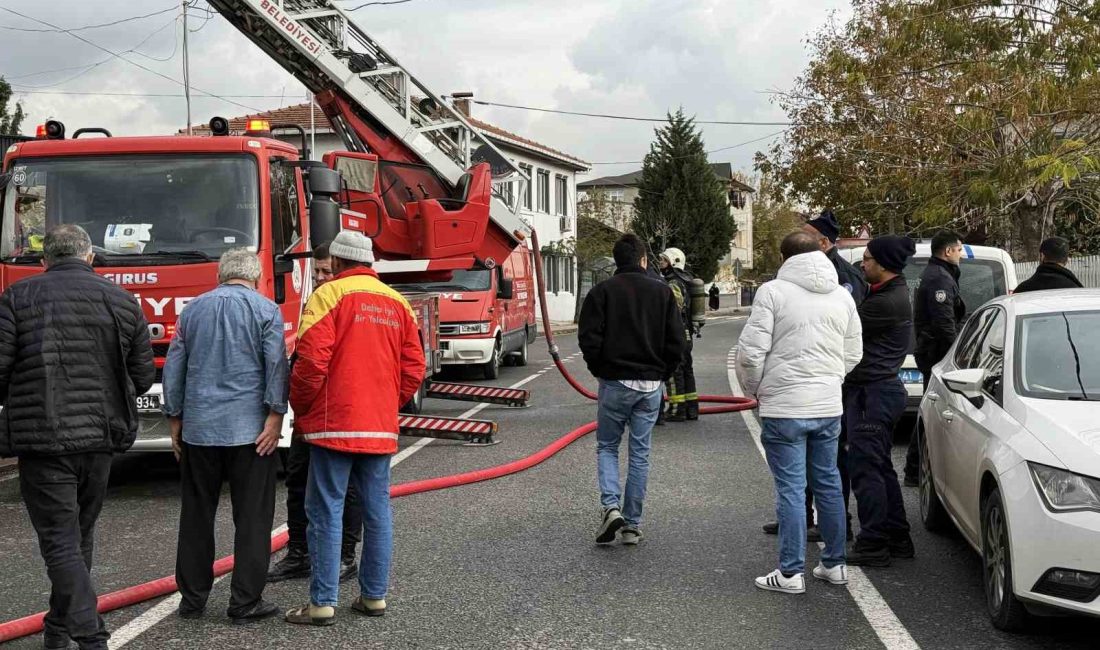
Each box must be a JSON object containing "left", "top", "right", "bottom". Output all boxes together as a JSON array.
[{"left": 290, "top": 267, "right": 425, "bottom": 454}]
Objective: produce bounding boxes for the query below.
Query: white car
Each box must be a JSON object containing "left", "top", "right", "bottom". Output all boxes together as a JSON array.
[
  {"left": 840, "top": 243, "right": 1017, "bottom": 412},
  {"left": 917, "top": 290, "right": 1100, "bottom": 630}
]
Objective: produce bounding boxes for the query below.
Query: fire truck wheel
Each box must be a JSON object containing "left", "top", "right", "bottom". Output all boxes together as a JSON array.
[
  {"left": 483, "top": 336, "right": 503, "bottom": 380},
  {"left": 512, "top": 336, "right": 529, "bottom": 367}
]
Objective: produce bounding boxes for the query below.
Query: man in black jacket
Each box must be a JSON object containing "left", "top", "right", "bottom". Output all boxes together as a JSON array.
[
  {"left": 579, "top": 234, "right": 685, "bottom": 546},
  {"left": 845, "top": 236, "right": 916, "bottom": 567},
  {"left": 0, "top": 225, "right": 154, "bottom": 650},
  {"left": 804, "top": 209, "right": 868, "bottom": 307},
  {"left": 904, "top": 231, "right": 966, "bottom": 485},
  {"left": 1015, "top": 237, "right": 1083, "bottom": 293}
]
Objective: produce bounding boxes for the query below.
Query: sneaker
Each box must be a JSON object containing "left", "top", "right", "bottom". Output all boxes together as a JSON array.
[
  {"left": 267, "top": 547, "right": 311, "bottom": 583},
  {"left": 812, "top": 562, "right": 849, "bottom": 585},
  {"left": 229, "top": 599, "right": 279, "bottom": 625},
  {"left": 620, "top": 528, "right": 643, "bottom": 545},
  {"left": 596, "top": 507, "right": 625, "bottom": 545},
  {"left": 285, "top": 603, "right": 335, "bottom": 626},
  {"left": 351, "top": 596, "right": 387, "bottom": 617},
  {"left": 846, "top": 542, "right": 892, "bottom": 567},
  {"left": 888, "top": 535, "right": 916, "bottom": 559},
  {"left": 340, "top": 557, "right": 358, "bottom": 582},
  {"left": 761, "top": 521, "right": 778, "bottom": 535},
  {"left": 754, "top": 569, "right": 805, "bottom": 594}
]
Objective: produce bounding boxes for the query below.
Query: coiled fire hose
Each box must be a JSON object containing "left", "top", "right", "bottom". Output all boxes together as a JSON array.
[{"left": 0, "top": 230, "right": 755, "bottom": 643}]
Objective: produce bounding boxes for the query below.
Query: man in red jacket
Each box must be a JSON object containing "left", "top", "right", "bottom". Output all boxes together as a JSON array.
[{"left": 285, "top": 231, "right": 425, "bottom": 626}]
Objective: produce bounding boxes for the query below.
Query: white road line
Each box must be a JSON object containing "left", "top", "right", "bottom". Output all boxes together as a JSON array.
[
  {"left": 726, "top": 348, "right": 920, "bottom": 650},
  {"left": 110, "top": 368, "right": 548, "bottom": 647}
]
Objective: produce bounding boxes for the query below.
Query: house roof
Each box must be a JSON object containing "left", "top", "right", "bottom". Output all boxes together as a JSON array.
[
  {"left": 578, "top": 162, "right": 755, "bottom": 193},
  {"left": 179, "top": 102, "right": 590, "bottom": 171}
]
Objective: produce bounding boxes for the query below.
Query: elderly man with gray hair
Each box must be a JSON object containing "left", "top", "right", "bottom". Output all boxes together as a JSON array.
[
  {"left": 0, "top": 224, "right": 154, "bottom": 650},
  {"left": 163, "top": 247, "right": 289, "bottom": 625}
]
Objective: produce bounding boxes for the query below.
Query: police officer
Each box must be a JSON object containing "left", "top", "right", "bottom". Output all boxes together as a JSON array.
[
  {"left": 904, "top": 231, "right": 966, "bottom": 485},
  {"left": 659, "top": 248, "right": 698, "bottom": 422},
  {"left": 803, "top": 209, "right": 867, "bottom": 306}
]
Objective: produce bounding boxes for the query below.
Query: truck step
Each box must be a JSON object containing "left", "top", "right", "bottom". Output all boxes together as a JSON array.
[
  {"left": 425, "top": 381, "right": 530, "bottom": 407},
  {"left": 398, "top": 414, "right": 497, "bottom": 446}
]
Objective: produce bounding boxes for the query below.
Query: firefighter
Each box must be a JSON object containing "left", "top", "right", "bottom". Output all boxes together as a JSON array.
[{"left": 659, "top": 248, "right": 699, "bottom": 422}]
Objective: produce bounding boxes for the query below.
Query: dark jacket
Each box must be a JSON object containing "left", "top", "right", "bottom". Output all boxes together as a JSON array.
[
  {"left": 663, "top": 266, "right": 694, "bottom": 333},
  {"left": 0, "top": 260, "right": 155, "bottom": 457},
  {"left": 828, "top": 246, "right": 868, "bottom": 307},
  {"left": 914, "top": 256, "right": 966, "bottom": 371},
  {"left": 1015, "top": 263, "right": 1083, "bottom": 293},
  {"left": 846, "top": 275, "right": 912, "bottom": 385},
  {"left": 579, "top": 265, "right": 685, "bottom": 381}
]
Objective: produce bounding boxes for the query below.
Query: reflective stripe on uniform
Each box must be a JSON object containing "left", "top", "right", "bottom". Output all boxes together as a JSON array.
[
  {"left": 667, "top": 394, "right": 686, "bottom": 404},
  {"left": 300, "top": 431, "right": 400, "bottom": 441}
]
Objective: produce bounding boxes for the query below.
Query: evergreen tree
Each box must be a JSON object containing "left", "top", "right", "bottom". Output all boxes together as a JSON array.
[
  {"left": 0, "top": 78, "right": 25, "bottom": 135},
  {"left": 632, "top": 109, "right": 733, "bottom": 282}
]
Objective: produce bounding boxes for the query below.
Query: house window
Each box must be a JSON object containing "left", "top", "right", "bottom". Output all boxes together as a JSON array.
[
  {"left": 495, "top": 181, "right": 514, "bottom": 208},
  {"left": 555, "top": 175, "right": 569, "bottom": 217},
  {"left": 608, "top": 188, "right": 625, "bottom": 202},
  {"left": 519, "top": 163, "right": 533, "bottom": 210},
  {"left": 537, "top": 169, "right": 550, "bottom": 213}
]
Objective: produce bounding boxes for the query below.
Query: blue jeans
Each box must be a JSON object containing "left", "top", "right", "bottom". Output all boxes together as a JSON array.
[
  {"left": 761, "top": 417, "right": 846, "bottom": 575},
  {"left": 306, "top": 446, "right": 392, "bottom": 606},
  {"left": 596, "top": 379, "right": 662, "bottom": 527}
]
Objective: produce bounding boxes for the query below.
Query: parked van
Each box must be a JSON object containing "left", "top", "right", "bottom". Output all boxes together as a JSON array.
[
  {"left": 839, "top": 242, "right": 1017, "bottom": 411},
  {"left": 391, "top": 244, "right": 536, "bottom": 380}
]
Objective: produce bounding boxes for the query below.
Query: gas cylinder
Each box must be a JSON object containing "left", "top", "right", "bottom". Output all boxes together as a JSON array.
[{"left": 689, "top": 278, "right": 707, "bottom": 331}]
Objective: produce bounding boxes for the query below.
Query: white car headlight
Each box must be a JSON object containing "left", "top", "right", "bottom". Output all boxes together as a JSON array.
[
  {"left": 457, "top": 322, "right": 490, "bottom": 335},
  {"left": 1029, "top": 463, "right": 1100, "bottom": 513}
]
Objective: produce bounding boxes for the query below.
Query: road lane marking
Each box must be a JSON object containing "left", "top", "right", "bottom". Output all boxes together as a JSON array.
[
  {"left": 110, "top": 367, "right": 549, "bottom": 647},
  {"left": 726, "top": 348, "right": 920, "bottom": 650}
]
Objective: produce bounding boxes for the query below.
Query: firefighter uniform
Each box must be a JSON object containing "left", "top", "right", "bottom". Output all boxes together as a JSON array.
[{"left": 661, "top": 248, "right": 698, "bottom": 421}]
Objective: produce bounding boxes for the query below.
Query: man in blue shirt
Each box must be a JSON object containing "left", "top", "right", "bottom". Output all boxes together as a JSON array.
[{"left": 163, "top": 248, "right": 289, "bottom": 625}]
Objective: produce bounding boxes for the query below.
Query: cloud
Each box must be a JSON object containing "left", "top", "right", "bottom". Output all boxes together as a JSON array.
[{"left": 1, "top": 0, "right": 850, "bottom": 179}]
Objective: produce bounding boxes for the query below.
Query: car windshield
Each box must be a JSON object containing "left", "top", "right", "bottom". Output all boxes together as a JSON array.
[
  {"left": 415, "top": 269, "right": 492, "bottom": 292},
  {"left": 901, "top": 257, "right": 1007, "bottom": 317},
  {"left": 1016, "top": 311, "right": 1100, "bottom": 401},
  {"left": 1, "top": 154, "right": 259, "bottom": 264}
]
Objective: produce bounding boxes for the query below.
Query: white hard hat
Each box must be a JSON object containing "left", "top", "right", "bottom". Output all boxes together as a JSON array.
[{"left": 661, "top": 247, "right": 686, "bottom": 270}]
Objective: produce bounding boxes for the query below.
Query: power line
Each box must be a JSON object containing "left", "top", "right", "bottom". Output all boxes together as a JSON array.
[
  {"left": 0, "top": 4, "right": 177, "bottom": 33},
  {"left": 0, "top": 5, "right": 263, "bottom": 113},
  {"left": 473, "top": 99, "right": 793, "bottom": 126},
  {"left": 9, "top": 90, "right": 286, "bottom": 98},
  {"left": 587, "top": 129, "right": 788, "bottom": 166},
  {"left": 343, "top": 0, "right": 415, "bottom": 8}
]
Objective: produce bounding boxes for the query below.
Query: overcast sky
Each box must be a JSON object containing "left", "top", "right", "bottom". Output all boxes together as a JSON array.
[{"left": 0, "top": 0, "right": 851, "bottom": 181}]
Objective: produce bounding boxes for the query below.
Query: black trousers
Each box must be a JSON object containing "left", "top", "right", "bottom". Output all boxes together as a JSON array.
[
  {"left": 903, "top": 372, "right": 931, "bottom": 479},
  {"left": 176, "top": 442, "right": 277, "bottom": 616},
  {"left": 20, "top": 452, "right": 112, "bottom": 649},
  {"left": 847, "top": 382, "right": 910, "bottom": 546},
  {"left": 285, "top": 436, "right": 362, "bottom": 556},
  {"left": 667, "top": 335, "right": 697, "bottom": 415}
]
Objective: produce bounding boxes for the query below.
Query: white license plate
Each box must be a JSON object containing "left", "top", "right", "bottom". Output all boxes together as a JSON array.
[{"left": 136, "top": 395, "right": 161, "bottom": 412}]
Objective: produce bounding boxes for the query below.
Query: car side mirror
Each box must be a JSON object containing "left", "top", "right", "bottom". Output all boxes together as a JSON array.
[
  {"left": 498, "top": 277, "right": 514, "bottom": 300},
  {"left": 943, "top": 368, "right": 987, "bottom": 408}
]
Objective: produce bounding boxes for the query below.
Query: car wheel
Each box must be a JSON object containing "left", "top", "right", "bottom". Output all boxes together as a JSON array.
[
  {"left": 482, "top": 336, "right": 503, "bottom": 380},
  {"left": 919, "top": 425, "right": 950, "bottom": 533},
  {"left": 982, "top": 487, "right": 1031, "bottom": 632},
  {"left": 512, "top": 334, "right": 529, "bottom": 367}
]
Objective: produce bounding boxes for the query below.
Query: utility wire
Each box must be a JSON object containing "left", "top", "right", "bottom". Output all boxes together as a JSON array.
[
  {"left": 9, "top": 90, "right": 287, "bottom": 98},
  {"left": 343, "top": 0, "right": 415, "bottom": 9},
  {"left": 0, "top": 5, "right": 264, "bottom": 113},
  {"left": 473, "top": 99, "right": 793, "bottom": 126},
  {"left": 587, "top": 129, "right": 789, "bottom": 166},
  {"left": 0, "top": 4, "right": 178, "bottom": 32}
]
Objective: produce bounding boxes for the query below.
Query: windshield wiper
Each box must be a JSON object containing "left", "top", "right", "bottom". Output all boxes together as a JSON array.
[
  {"left": 143, "top": 250, "right": 213, "bottom": 261},
  {"left": 1062, "top": 312, "right": 1090, "bottom": 402}
]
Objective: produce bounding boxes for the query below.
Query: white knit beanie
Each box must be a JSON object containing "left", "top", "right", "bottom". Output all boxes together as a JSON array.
[{"left": 328, "top": 230, "right": 375, "bottom": 264}]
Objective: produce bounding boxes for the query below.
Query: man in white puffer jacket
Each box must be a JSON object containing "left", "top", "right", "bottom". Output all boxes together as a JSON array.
[{"left": 736, "top": 231, "right": 863, "bottom": 595}]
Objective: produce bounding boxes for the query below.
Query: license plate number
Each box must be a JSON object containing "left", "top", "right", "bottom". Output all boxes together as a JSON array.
[
  {"left": 898, "top": 370, "right": 923, "bottom": 384},
  {"left": 136, "top": 395, "right": 161, "bottom": 412}
]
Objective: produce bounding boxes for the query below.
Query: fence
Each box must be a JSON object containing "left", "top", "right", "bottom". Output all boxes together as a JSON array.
[{"left": 1015, "top": 256, "right": 1100, "bottom": 288}]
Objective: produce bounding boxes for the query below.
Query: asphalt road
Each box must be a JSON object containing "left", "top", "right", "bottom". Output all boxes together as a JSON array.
[{"left": 1, "top": 316, "right": 1099, "bottom": 649}]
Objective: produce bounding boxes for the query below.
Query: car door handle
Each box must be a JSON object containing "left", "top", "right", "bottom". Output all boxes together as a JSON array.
[
  {"left": 941, "top": 409, "right": 955, "bottom": 423},
  {"left": 926, "top": 392, "right": 939, "bottom": 403}
]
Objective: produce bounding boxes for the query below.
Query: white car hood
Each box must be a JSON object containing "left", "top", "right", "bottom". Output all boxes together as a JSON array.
[{"left": 1018, "top": 398, "right": 1100, "bottom": 477}]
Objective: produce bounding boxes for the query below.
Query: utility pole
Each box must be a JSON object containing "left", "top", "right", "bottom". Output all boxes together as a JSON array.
[
  {"left": 309, "top": 94, "right": 316, "bottom": 160},
  {"left": 182, "top": 0, "right": 193, "bottom": 135}
]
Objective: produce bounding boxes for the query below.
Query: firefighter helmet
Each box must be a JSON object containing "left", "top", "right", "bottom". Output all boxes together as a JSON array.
[{"left": 660, "top": 247, "right": 686, "bottom": 271}]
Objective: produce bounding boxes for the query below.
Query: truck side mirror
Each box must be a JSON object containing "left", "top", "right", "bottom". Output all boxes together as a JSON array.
[
  {"left": 309, "top": 198, "right": 341, "bottom": 246},
  {"left": 498, "top": 277, "right": 514, "bottom": 300},
  {"left": 308, "top": 167, "right": 342, "bottom": 196}
]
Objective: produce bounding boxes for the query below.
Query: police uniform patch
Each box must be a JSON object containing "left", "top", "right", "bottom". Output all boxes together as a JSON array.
[
  {"left": 935, "top": 290, "right": 947, "bottom": 303},
  {"left": 843, "top": 283, "right": 854, "bottom": 294}
]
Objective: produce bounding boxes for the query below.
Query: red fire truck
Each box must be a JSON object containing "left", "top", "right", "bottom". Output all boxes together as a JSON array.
[{"left": 0, "top": 0, "right": 534, "bottom": 449}]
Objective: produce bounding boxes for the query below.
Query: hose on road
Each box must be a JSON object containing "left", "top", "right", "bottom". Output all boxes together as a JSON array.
[{"left": 0, "top": 230, "right": 756, "bottom": 643}]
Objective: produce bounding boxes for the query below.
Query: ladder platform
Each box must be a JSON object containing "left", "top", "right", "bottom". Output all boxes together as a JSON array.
[
  {"left": 399, "top": 414, "right": 497, "bottom": 445},
  {"left": 425, "top": 381, "right": 530, "bottom": 407}
]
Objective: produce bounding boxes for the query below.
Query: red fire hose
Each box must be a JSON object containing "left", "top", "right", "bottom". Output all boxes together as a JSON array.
[{"left": 0, "top": 230, "right": 755, "bottom": 643}]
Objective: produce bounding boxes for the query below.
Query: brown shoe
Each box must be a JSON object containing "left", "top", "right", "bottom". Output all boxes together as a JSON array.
[
  {"left": 285, "top": 604, "right": 335, "bottom": 626},
  {"left": 351, "top": 596, "right": 386, "bottom": 617}
]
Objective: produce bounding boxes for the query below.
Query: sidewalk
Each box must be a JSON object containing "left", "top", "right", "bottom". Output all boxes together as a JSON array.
[
  {"left": 536, "top": 321, "right": 578, "bottom": 337},
  {"left": 0, "top": 457, "right": 16, "bottom": 478}
]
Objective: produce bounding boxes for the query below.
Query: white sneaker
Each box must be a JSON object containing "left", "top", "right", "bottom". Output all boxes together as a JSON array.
[
  {"left": 596, "top": 507, "right": 625, "bottom": 545},
  {"left": 754, "top": 569, "right": 805, "bottom": 594},
  {"left": 620, "top": 528, "right": 643, "bottom": 545},
  {"left": 812, "top": 562, "right": 849, "bottom": 585}
]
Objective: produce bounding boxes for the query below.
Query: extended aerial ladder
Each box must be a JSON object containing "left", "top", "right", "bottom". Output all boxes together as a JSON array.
[{"left": 208, "top": 0, "right": 532, "bottom": 440}]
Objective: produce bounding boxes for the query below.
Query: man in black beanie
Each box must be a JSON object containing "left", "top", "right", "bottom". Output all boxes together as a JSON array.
[
  {"left": 845, "top": 235, "right": 917, "bottom": 567},
  {"left": 803, "top": 209, "right": 868, "bottom": 307}
]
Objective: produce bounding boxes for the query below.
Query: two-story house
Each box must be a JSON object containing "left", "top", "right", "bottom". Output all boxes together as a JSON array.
[{"left": 181, "top": 100, "right": 590, "bottom": 323}]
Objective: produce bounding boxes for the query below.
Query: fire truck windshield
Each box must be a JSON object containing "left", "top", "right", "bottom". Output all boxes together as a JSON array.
[{"left": 1, "top": 154, "right": 259, "bottom": 264}]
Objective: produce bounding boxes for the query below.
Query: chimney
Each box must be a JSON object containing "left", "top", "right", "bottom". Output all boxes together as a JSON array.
[{"left": 452, "top": 91, "right": 473, "bottom": 117}]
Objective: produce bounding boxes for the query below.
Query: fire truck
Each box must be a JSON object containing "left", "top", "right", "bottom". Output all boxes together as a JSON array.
[{"left": 0, "top": 0, "right": 535, "bottom": 449}]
